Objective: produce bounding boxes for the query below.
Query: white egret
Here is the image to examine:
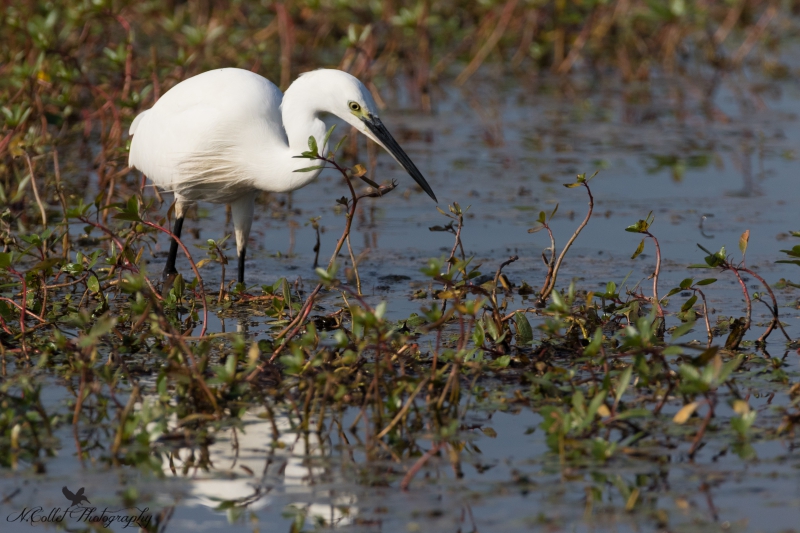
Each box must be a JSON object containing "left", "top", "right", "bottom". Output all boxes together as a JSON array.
[{"left": 128, "top": 68, "right": 437, "bottom": 283}]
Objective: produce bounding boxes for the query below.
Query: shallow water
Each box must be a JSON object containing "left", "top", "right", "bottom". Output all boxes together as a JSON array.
[{"left": 4, "top": 66, "right": 800, "bottom": 532}]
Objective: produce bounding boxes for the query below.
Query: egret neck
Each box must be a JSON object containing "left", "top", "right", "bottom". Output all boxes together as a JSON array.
[{"left": 271, "top": 79, "right": 330, "bottom": 192}]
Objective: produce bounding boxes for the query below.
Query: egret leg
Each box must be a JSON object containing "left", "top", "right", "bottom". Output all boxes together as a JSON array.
[
  {"left": 238, "top": 247, "right": 246, "bottom": 284},
  {"left": 163, "top": 216, "right": 184, "bottom": 281},
  {"left": 231, "top": 195, "right": 255, "bottom": 285},
  {"left": 163, "top": 197, "right": 188, "bottom": 282}
]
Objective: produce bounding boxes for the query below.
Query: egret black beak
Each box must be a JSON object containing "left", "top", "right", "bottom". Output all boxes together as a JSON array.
[{"left": 363, "top": 115, "right": 437, "bottom": 202}]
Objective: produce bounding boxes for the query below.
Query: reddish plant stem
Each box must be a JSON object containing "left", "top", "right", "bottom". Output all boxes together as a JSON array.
[
  {"left": 540, "top": 182, "right": 593, "bottom": 302},
  {"left": 740, "top": 266, "right": 792, "bottom": 343},
  {"left": 693, "top": 288, "right": 713, "bottom": 346},
  {"left": 645, "top": 231, "right": 664, "bottom": 320},
  {"left": 728, "top": 267, "right": 752, "bottom": 331}
]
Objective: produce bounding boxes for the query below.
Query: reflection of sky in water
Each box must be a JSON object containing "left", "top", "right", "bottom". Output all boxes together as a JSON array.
[{"left": 4, "top": 68, "right": 800, "bottom": 532}]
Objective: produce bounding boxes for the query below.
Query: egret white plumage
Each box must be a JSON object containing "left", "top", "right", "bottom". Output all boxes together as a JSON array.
[{"left": 128, "top": 68, "right": 436, "bottom": 283}]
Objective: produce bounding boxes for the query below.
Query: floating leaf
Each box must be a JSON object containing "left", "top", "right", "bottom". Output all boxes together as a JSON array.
[{"left": 480, "top": 427, "right": 497, "bottom": 438}]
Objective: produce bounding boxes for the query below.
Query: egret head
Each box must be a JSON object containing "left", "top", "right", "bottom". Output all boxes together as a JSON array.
[{"left": 302, "top": 69, "right": 437, "bottom": 202}]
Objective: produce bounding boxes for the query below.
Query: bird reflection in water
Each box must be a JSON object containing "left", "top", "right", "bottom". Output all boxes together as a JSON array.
[{"left": 156, "top": 410, "right": 357, "bottom": 528}]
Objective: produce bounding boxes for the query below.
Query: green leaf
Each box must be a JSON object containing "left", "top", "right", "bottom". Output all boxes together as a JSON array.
[
  {"left": 717, "top": 354, "right": 744, "bottom": 384},
  {"left": 322, "top": 124, "right": 336, "bottom": 147},
  {"left": 87, "top": 275, "right": 100, "bottom": 293},
  {"left": 0, "top": 252, "right": 13, "bottom": 269},
  {"left": 614, "top": 408, "right": 652, "bottom": 421},
  {"left": 587, "top": 391, "right": 607, "bottom": 421},
  {"left": 281, "top": 278, "right": 292, "bottom": 309},
  {"left": 681, "top": 295, "right": 698, "bottom": 312},
  {"left": 625, "top": 212, "right": 653, "bottom": 233},
  {"left": 294, "top": 165, "right": 325, "bottom": 173},
  {"left": 779, "top": 245, "right": 800, "bottom": 258},
  {"left": 493, "top": 355, "right": 511, "bottom": 368},
  {"left": 472, "top": 320, "right": 485, "bottom": 347},
  {"left": 605, "top": 281, "right": 617, "bottom": 296},
  {"left": 333, "top": 134, "right": 348, "bottom": 155},
  {"left": 113, "top": 212, "right": 142, "bottom": 221},
  {"left": 583, "top": 328, "right": 603, "bottom": 356},
  {"left": 308, "top": 135, "right": 318, "bottom": 154},
  {"left": 615, "top": 365, "right": 633, "bottom": 402},
  {"left": 78, "top": 314, "right": 117, "bottom": 348},
  {"left": 696, "top": 278, "right": 717, "bottom": 286},
  {"left": 173, "top": 273, "right": 185, "bottom": 297},
  {"left": 670, "top": 319, "right": 696, "bottom": 341},
  {"left": 514, "top": 312, "right": 533, "bottom": 345},
  {"left": 679, "top": 278, "right": 693, "bottom": 289},
  {"left": 631, "top": 239, "right": 645, "bottom": 259},
  {"left": 62, "top": 263, "right": 84, "bottom": 275},
  {"left": 225, "top": 353, "right": 237, "bottom": 379},
  {"left": 29, "top": 258, "right": 61, "bottom": 273}
]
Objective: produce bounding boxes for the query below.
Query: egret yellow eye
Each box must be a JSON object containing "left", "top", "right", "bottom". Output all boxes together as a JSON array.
[{"left": 349, "top": 102, "right": 361, "bottom": 112}]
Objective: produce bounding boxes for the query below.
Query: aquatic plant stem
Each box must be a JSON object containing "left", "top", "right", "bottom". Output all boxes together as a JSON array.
[
  {"left": 739, "top": 266, "right": 791, "bottom": 343},
  {"left": 540, "top": 181, "right": 594, "bottom": 303},
  {"left": 491, "top": 255, "right": 518, "bottom": 325},
  {"left": 729, "top": 267, "right": 752, "bottom": 332},
  {"left": 644, "top": 231, "right": 664, "bottom": 322},
  {"left": 693, "top": 287, "right": 713, "bottom": 347}
]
